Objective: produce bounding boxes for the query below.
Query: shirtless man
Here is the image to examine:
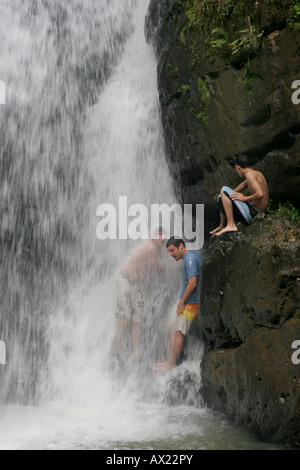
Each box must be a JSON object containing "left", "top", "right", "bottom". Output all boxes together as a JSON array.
[
  {"left": 210, "top": 155, "right": 269, "bottom": 237},
  {"left": 113, "top": 228, "right": 166, "bottom": 361}
]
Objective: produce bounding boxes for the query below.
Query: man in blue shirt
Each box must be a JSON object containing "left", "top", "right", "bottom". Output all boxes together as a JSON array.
[{"left": 154, "top": 237, "right": 203, "bottom": 371}]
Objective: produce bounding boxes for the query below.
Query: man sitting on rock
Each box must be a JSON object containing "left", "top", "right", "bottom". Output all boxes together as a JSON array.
[{"left": 210, "top": 154, "right": 269, "bottom": 237}]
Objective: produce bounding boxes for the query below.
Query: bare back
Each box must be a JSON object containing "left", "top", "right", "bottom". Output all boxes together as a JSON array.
[{"left": 120, "top": 240, "right": 159, "bottom": 280}]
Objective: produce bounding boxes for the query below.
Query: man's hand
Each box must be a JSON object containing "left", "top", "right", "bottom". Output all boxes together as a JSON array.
[
  {"left": 230, "top": 192, "right": 244, "bottom": 201},
  {"left": 176, "top": 299, "right": 185, "bottom": 316},
  {"left": 177, "top": 276, "right": 197, "bottom": 315}
]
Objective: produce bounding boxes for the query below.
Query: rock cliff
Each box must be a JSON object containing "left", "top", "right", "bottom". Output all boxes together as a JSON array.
[
  {"left": 146, "top": 0, "right": 300, "bottom": 447},
  {"left": 199, "top": 215, "right": 300, "bottom": 447}
]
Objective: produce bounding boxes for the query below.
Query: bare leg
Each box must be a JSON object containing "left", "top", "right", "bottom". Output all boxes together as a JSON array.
[
  {"left": 154, "top": 331, "right": 185, "bottom": 371},
  {"left": 168, "top": 324, "right": 174, "bottom": 349},
  {"left": 215, "top": 189, "right": 238, "bottom": 237},
  {"left": 210, "top": 212, "right": 226, "bottom": 235},
  {"left": 113, "top": 318, "right": 128, "bottom": 355}
]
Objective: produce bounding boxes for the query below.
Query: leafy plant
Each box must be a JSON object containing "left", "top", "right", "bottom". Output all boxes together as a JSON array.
[
  {"left": 287, "top": 4, "right": 300, "bottom": 32},
  {"left": 267, "top": 201, "right": 300, "bottom": 223},
  {"left": 209, "top": 27, "right": 230, "bottom": 51},
  {"left": 229, "top": 26, "right": 264, "bottom": 55}
]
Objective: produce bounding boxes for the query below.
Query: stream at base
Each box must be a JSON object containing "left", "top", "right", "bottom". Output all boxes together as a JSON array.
[{"left": 0, "top": 389, "right": 289, "bottom": 450}]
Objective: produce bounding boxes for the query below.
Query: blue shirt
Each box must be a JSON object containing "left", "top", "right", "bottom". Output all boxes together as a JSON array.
[{"left": 180, "top": 250, "right": 203, "bottom": 305}]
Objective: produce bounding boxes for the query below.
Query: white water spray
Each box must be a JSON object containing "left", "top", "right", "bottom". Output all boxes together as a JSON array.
[{"left": 0, "top": 0, "right": 137, "bottom": 404}]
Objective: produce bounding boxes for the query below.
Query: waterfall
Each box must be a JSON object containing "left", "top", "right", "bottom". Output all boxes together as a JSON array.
[
  {"left": 0, "top": 0, "right": 204, "bottom": 449},
  {"left": 42, "top": 0, "right": 187, "bottom": 406},
  {"left": 0, "top": 0, "right": 140, "bottom": 404}
]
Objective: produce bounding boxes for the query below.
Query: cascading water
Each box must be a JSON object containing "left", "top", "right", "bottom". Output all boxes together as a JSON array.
[
  {"left": 0, "top": 0, "right": 288, "bottom": 451},
  {"left": 0, "top": 0, "right": 137, "bottom": 404}
]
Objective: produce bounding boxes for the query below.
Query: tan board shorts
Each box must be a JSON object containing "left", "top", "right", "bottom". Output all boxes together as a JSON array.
[
  {"left": 115, "top": 273, "right": 145, "bottom": 323},
  {"left": 175, "top": 304, "right": 199, "bottom": 336}
]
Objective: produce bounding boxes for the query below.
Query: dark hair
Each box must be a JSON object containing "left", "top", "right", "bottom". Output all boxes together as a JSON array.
[
  {"left": 166, "top": 237, "right": 186, "bottom": 248},
  {"left": 235, "top": 154, "right": 251, "bottom": 168}
]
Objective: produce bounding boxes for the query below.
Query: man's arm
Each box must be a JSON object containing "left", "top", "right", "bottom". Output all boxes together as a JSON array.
[
  {"left": 234, "top": 179, "right": 247, "bottom": 192},
  {"left": 232, "top": 173, "right": 264, "bottom": 202},
  {"left": 177, "top": 276, "right": 197, "bottom": 315}
]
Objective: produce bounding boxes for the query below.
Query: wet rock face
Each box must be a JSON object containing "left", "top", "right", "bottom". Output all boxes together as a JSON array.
[
  {"left": 199, "top": 216, "right": 300, "bottom": 448},
  {"left": 146, "top": 0, "right": 300, "bottom": 229}
]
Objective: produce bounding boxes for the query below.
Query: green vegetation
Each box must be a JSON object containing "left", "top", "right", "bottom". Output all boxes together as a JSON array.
[
  {"left": 185, "top": 0, "right": 300, "bottom": 35},
  {"left": 208, "top": 23, "right": 264, "bottom": 62},
  {"left": 240, "top": 64, "right": 263, "bottom": 93},
  {"left": 184, "top": 0, "right": 300, "bottom": 60},
  {"left": 179, "top": 27, "right": 187, "bottom": 46},
  {"left": 179, "top": 84, "right": 191, "bottom": 95},
  {"left": 163, "top": 0, "right": 300, "bottom": 126},
  {"left": 229, "top": 26, "right": 264, "bottom": 55},
  {"left": 267, "top": 201, "right": 300, "bottom": 223},
  {"left": 287, "top": 3, "right": 300, "bottom": 32},
  {"left": 185, "top": 0, "right": 261, "bottom": 46},
  {"left": 195, "top": 77, "right": 210, "bottom": 125},
  {"left": 209, "top": 27, "right": 229, "bottom": 52}
]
